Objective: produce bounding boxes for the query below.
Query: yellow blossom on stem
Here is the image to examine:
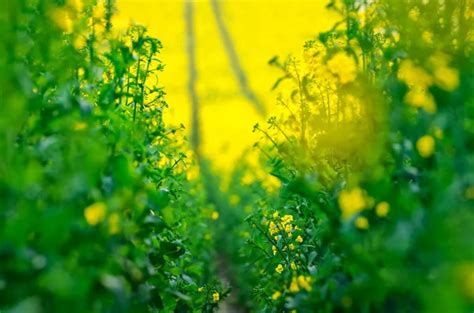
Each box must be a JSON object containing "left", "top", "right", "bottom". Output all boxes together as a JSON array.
[
  {"left": 289, "top": 277, "right": 300, "bottom": 293},
  {"left": 290, "top": 261, "right": 297, "bottom": 270},
  {"left": 272, "top": 245, "right": 277, "bottom": 256},
  {"left": 211, "top": 211, "right": 219, "bottom": 220},
  {"left": 296, "top": 235, "right": 303, "bottom": 243},
  {"left": 275, "top": 264, "right": 284, "bottom": 274},
  {"left": 281, "top": 214, "right": 293, "bottom": 225},
  {"left": 297, "top": 275, "right": 312, "bottom": 291},
  {"left": 212, "top": 291, "right": 220, "bottom": 302},
  {"left": 269, "top": 221, "right": 279, "bottom": 235}
]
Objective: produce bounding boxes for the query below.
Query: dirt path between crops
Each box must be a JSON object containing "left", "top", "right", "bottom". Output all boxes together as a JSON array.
[{"left": 216, "top": 255, "right": 248, "bottom": 313}]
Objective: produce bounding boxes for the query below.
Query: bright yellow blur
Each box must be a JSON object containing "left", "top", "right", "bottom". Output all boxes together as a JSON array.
[{"left": 115, "top": 0, "right": 337, "bottom": 170}]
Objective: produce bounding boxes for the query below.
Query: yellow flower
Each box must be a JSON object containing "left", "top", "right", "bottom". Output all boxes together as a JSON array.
[
  {"left": 108, "top": 213, "right": 120, "bottom": 234},
  {"left": 49, "top": 7, "right": 74, "bottom": 33},
  {"left": 289, "top": 243, "right": 295, "bottom": 250},
  {"left": 297, "top": 275, "right": 312, "bottom": 291},
  {"left": 296, "top": 235, "right": 303, "bottom": 243},
  {"left": 198, "top": 287, "right": 204, "bottom": 292},
  {"left": 327, "top": 52, "right": 357, "bottom": 84},
  {"left": 285, "top": 224, "right": 293, "bottom": 233},
  {"left": 271, "top": 291, "right": 282, "bottom": 300},
  {"left": 212, "top": 291, "right": 220, "bottom": 302},
  {"left": 269, "top": 221, "right": 279, "bottom": 235},
  {"left": 422, "top": 31, "right": 433, "bottom": 44},
  {"left": 404, "top": 87, "right": 437, "bottom": 113},
  {"left": 73, "top": 35, "right": 87, "bottom": 50},
  {"left": 338, "top": 187, "right": 367, "bottom": 220},
  {"left": 355, "top": 216, "right": 369, "bottom": 230},
  {"left": 272, "top": 245, "right": 278, "bottom": 256},
  {"left": 429, "top": 53, "right": 460, "bottom": 91},
  {"left": 290, "top": 262, "right": 297, "bottom": 270},
  {"left": 211, "top": 211, "right": 219, "bottom": 220},
  {"left": 375, "top": 202, "right": 390, "bottom": 217},
  {"left": 408, "top": 7, "right": 420, "bottom": 20},
  {"left": 281, "top": 214, "right": 293, "bottom": 225},
  {"left": 434, "top": 66, "right": 459, "bottom": 91},
  {"left": 398, "top": 60, "right": 433, "bottom": 87},
  {"left": 272, "top": 211, "right": 279, "bottom": 219},
  {"left": 289, "top": 277, "right": 300, "bottom": 293},
  {"left": 416, "top": 135, "right": 435, "bottom": 158},
  {"left": 275, "top": 264, "right": 284, "bottom": 274},
  {"left": 84, "top": 202, "right": 106, "bottom": 225}
]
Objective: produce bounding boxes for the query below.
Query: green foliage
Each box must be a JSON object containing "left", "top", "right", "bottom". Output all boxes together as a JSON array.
[
  {"left": 219, "top": 0, "right": 474, "bottom": 312},
  {"left": 0, "top": 1, "right": 221, "bottom": 312}
]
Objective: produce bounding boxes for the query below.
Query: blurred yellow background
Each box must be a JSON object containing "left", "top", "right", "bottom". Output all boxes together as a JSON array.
[{"left": 115, "top": 0, "right": 336, "bottom": 170}]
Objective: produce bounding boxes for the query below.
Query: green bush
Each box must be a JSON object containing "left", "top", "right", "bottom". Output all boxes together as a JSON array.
[
  {"left": 0, "top": 1, "right": 221, "bottom": 312},
  {"left": 220, "top": 0, "right": 474, "bottom": 312}
]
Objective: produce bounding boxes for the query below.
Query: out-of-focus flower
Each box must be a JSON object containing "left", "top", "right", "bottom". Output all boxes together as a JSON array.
[
  {"left": 416, "top": 135, "right": 435, "bottom": 158},
  {"left": 289, "top": 277, "right": 300, "bottom": 293},
  {"left": 275, "top": 264, "right": 284, "bottom": 274},
  {"left": 296, "top": 235, "right": 303, "bottom": 243},
  {"left": 355, "top": 216, "right": 369, "bottom": 229},
  {"left": 339, "top": 187, "right": 367, "bottom": 220},
  {"left": 84, "top": 202, "right": 107, "bottom": 225},
  {"left": 271, "top": 291, "right": 282, "bottom": 300},
  {"left": 297, "top": 275, "right": 312, "bottom": 291},
  {"left": 327, "top": 52, "right": 357, "bottom": 84},
  {"left": 375, "top": 202, "right": 390, "bottom": 217},
  {"left": 108, "top": 213, "right": 120, "bottom": 234}
]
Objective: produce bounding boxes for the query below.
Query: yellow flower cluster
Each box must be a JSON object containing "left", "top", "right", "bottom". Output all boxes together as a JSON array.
[
  {"left": 327, "top": 52, "right": 358, "bottom": 84},
  {"left": 212, "top": 291, "right": 220, "bottom": 302},
  {"left": 339, "top": 188, "right": 391, "bottom": 228},
  {"left": 398, "top": 54, "right": 459, "bottom": 113},
  {"left": 289, "top": 275, "right": 312, "bottom": 293},
  {"left": 398, "top": 60, "right": 436, "bottom": 113},
  {"left": 430, "top": 53, "right": 460, "bottom": 92}
]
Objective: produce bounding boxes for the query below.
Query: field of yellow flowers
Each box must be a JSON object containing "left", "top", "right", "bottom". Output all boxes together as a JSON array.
[{"left": 1, "top": 0, "right": 473, "bottom": 312}]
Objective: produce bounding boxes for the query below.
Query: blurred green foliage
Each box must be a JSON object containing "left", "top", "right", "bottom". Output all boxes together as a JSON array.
[
  {"left": 0, "top": 0, "right": 222, "bottom": 312},
  {"left": 1, "top": 0, "right": 473, "bottom": 312},
  {"left": 218, "top": 0, "right": 474, "bottom": 312}
]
